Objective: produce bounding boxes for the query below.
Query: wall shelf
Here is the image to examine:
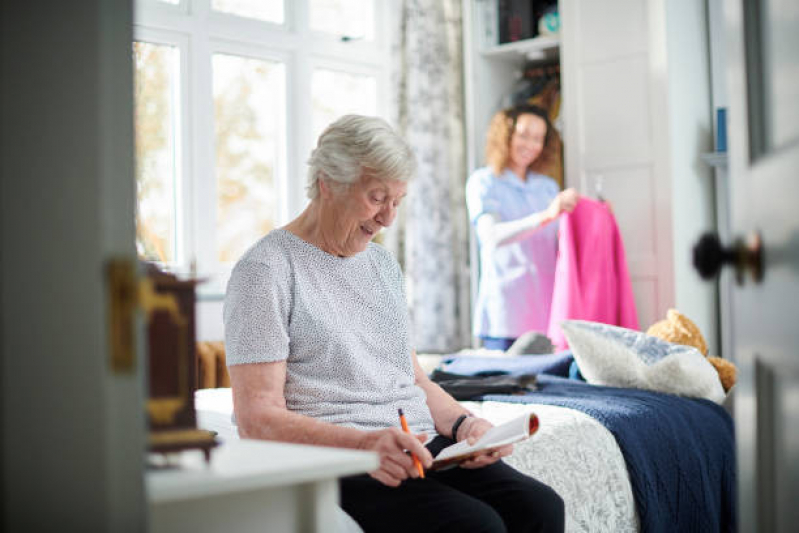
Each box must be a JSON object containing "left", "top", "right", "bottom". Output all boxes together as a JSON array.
[
  {"left": 701, "top": 151, "right": 729, "bottom": 168},
  {"left": 481, "top": 35, "right": 560, "bottom": 61}
]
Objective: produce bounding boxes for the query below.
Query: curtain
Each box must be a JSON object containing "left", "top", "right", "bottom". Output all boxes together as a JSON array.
[{"left": 388, "top": 0, "right": 470, "bottom": 353}]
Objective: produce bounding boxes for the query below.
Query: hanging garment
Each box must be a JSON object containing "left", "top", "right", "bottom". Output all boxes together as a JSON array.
[{"left": 547, "top": 197, "right": 639, "bottom": 349}]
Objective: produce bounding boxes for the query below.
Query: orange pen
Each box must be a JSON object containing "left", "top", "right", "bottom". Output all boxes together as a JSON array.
[{"left": 398, "top": 408, "right": 425, "bottom": 479}]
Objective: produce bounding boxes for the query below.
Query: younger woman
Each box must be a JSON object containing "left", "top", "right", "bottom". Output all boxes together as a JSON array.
[{"left": 466, "top": 104, "right": 578, "bottom": 350}]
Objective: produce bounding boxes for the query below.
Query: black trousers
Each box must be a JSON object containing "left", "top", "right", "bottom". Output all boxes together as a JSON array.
[{"left": 340, "top": 436, "right": 565, "bottom": 533}]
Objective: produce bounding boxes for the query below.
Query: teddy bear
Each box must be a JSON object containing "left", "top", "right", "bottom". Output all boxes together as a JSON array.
[{"left": 646, "top": 309, "right": 737, "bottom": 393}]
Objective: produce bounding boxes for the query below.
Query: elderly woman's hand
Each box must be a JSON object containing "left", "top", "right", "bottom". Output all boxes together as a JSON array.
[
  {"left": 456, "top": 417, "right": 514, "bottom": 469},
  {"left": 360, "top": 428, "right": 433, "bottom": 487},
  {"left": 546, "top": 187, "right": 579, "bottom": 220}
]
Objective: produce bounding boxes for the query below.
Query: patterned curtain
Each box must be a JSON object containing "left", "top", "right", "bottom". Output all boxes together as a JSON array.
[{"left": 387, "top": 0, "right": 471, "bottom": 353}]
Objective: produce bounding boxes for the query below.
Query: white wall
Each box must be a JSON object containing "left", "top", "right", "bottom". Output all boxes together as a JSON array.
[
  {"left": 706, "top": 0, "right": 733, "bottom": 358},
  {"left": 664, "top": 0, "right": 719, "bottom": 354}
]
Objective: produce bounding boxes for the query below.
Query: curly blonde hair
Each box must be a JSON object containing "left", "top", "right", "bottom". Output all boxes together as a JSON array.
[{"left": 485, "top": 104, "right": 557, "bottom": 177}]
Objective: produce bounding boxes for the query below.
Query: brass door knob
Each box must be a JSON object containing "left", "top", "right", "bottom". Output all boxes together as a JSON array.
[{"left": 692, "top": 232, "right": 763, "bottom": 285}]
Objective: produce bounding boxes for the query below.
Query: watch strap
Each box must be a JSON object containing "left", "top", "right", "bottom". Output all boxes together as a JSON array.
[{"left": 451, "top": 413, "right": 472, "bottom": 441}]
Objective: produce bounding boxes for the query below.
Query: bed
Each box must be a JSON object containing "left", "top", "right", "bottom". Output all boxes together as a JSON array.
[{"left": 194, "top": 347, "right": 736, "bottom": 533}]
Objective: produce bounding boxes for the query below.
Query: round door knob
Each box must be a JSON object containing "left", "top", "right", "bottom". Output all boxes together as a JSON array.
[{"left": 692, "top": 232, "right": 763, "bottom": 285}]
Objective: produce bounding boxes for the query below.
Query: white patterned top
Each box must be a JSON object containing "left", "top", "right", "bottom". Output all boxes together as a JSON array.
[{"left": 224, "top": 229, "right": 436, "bottom": 436}]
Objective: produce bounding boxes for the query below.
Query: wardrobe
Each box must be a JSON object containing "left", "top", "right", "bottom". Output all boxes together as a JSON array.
[{"left": 463, "top": 0, "right": 722, "bottom": 354}]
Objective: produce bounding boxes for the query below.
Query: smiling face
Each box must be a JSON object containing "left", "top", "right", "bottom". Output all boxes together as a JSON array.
[
  {"left": 508, "top": 113, "right": 548, "bottom": 175},
  {"left": 319, "top": 173, "right": 407, "bottom": 257}
]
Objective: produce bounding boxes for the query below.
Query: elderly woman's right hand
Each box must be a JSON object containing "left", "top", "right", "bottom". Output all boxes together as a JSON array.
[
  {"left": 359, "top": 428, "right": 433, "bottom": 487},
  {"left": 546, "top": 187, "right": 579, "bottom": 220}
]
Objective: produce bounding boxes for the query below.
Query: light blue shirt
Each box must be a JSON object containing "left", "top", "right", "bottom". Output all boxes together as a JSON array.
[{"left": 466, "top": 167, "right": 560, "bottom": 338}]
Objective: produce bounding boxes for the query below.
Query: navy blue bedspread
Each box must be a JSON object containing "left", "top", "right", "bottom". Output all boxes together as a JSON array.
[{"left": 483, "top": 375, "right": 736, "bottom": 533}]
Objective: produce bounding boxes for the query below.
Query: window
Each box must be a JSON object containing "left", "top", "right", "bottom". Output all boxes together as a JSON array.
[
  {"left": 311, "top": 66, "right": 378, "bottom": 141},
  {"left": 309, "top": 0, "right": 375, "bottom": 41},
  {"left": 134, "top": 41, "right": 181, "bottom": 264},
  {"left": 212, "top": 53, "right": 285, "bottom": 264},
  {"left": 133, "top": 0, "right": 388, "bottom": 293}
]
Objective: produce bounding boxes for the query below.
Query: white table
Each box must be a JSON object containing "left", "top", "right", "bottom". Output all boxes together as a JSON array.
[{"left": 147, "top": 439, "right": 378, "bottom": 533}]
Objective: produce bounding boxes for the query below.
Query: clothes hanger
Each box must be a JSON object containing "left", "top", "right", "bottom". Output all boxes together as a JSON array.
[{"left": 594, "top": 174, "right": 605, "bottom": 203}]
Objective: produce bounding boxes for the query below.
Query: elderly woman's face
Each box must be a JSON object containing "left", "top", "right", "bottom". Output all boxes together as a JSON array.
[
  {"left": 509, "top": 113, "right": 547, "bottom": 170},
  {"left": 322, "top": 174, "right": 407, "bottom": 256}
]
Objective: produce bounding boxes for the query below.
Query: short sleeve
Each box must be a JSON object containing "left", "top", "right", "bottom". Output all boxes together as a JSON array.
[
  {"left": 466, "top": 169, "right": 503, "bottom": 225},
  {"left": 223, "top": 258, "right": 292, "bottom": 366}
]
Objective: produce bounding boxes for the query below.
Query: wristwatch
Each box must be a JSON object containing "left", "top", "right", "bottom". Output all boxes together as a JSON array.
[{"left": 451, "top": 413, "right": 473, "bottom": 441}]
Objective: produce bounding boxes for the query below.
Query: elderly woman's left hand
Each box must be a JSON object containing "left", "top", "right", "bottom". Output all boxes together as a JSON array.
[{"left": 456, "top": 416, "right": 514, "bottom": 469}]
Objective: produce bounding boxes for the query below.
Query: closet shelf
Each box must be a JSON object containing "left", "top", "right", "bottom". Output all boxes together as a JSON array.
[{"left": 481, "top": 35, "right": 560, "bottom": 61}]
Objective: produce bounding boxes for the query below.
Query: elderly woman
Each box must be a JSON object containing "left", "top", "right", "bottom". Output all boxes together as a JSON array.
[
  {"left": 224, "top": 115, "right": 564, "bottom": 533},
  {"left": 467, "top": 104, "right": 579, "bottom": 351}
]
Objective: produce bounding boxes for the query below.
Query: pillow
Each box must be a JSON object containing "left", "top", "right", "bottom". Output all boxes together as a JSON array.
[{"left": 560, "top": 320, "right": 725, "bottom": 403}]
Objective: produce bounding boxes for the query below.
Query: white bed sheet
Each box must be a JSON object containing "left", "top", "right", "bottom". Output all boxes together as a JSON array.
[
  {"left": 195, "top": 387, "right": 239, "bottom": 442},
  {"left": 195, "top": 388, "right": 639, "bottom": 533}
]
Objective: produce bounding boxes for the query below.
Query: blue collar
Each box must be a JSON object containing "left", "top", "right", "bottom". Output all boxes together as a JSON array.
[{"left": 501, "top": 168, "right": 540, "bottom": 189}]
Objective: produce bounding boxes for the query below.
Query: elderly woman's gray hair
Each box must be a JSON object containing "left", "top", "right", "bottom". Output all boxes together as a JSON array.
[{"left": 306, "top": 115, "right": 417, "bottom": 199}]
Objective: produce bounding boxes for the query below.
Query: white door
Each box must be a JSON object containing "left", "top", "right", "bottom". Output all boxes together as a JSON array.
[
  {"left": 1, "top": 0, "right": 146, "bottom": 529},
  {"left": 723, "top": 0, "right": 799, "bottom": 530}
]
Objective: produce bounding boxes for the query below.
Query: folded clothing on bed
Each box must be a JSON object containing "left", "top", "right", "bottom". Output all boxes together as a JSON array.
[
  {"left": 484, "top": 375, "right": 736, "bottom": 533},
  {"left": 429, "top": 370, "right": 538, "bottom": 400},
  {"left": 438, "top": 350, "right": 574, "bottom": 378}
]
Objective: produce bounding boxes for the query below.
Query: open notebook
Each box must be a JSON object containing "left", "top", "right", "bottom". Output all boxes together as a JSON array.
[{"left": 431, "top": 412, "right": 539, "bottom": 470}]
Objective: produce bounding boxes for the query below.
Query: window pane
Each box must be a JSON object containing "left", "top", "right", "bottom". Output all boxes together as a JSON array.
[
  {"left": 213, "top": 54, "right": 285, "bottom": 264},
  {"left": 156, "top": 0, "right": 180, "bottom": 5},
  {"left": 311, "top": 68, "right": 377, "bottom": 140},
  {"left": 212, "top": 0, "right": 283, "bottom": 24},
  {"left": 310, "top": 0, "right": 374, "bottom": 41},
  {"left": 133, "top": 41, "right": 180, "bottom": 264}
]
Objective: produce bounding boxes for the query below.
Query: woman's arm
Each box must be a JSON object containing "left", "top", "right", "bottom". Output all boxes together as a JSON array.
[
  {"left": 412, "top": 352, "right": 511, "bottom": 468},
  {"left": 230, "top": 361, "right": 362, "bottom": 445},
  {"left": 229, "top": 361, "right": 433, "bottom": 486},
  {"left": 476, "top": 187, "right": 579, "bottom": 249},
  {"left": 411, "top": 354, "right": 470, "bottom": 438}
]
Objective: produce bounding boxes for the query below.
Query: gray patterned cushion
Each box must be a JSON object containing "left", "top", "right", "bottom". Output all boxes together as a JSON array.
[{"left": 561, "top": 320, "right": 725, "bottom": 403}]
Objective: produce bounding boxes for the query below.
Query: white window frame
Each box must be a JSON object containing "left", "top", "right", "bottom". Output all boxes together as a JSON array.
[
  {"left": 134, "top": 0, "right": 391, "bottom": 295},
  {"left": 133, "top": 28, "right": 192, "bottom": 268}
]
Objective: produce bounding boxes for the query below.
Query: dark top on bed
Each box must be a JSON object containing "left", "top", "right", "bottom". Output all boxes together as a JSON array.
[{"left": 484, "top": 375, "right": 736, "bottom": 533}]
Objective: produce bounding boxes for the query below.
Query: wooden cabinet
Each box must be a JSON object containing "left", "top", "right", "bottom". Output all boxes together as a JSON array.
[
  {"left": 463, "top": 0, "right": 719, "bottom": 348},
  {"left": 143, "top": 265, "right": 218, "bottom": 459}
]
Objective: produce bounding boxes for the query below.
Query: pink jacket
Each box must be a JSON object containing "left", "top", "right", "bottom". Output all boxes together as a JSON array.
[{"left": 547, "top": 197, "right": 639, "bottom": 349}]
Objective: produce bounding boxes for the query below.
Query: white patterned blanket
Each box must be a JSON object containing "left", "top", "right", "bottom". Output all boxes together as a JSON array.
[{"left": 462, "top": 401, "right": 638, "bottom": 533}]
